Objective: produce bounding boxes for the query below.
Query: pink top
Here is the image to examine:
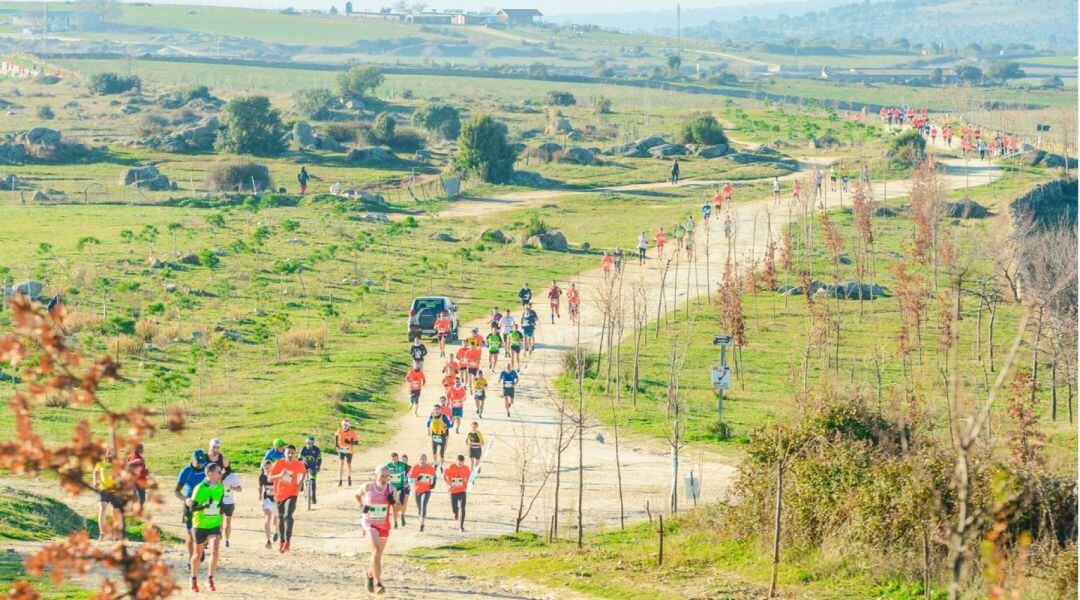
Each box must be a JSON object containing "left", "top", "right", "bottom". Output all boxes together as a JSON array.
[{"left": 363, "top": 482, "right": 394, "bottom": 528}]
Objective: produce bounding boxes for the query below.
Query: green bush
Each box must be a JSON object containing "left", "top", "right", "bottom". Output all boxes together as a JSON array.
[
  {"left": 546, "top": 90, "right": 576, "bottom": 106},
  {"left": 36, "top": 105, "right": 54, "bottom": 120},
  {"left": 185, "top": 85, "right": 212, "bottom": 102},
  {"left": 679, "top": 114, "right": 728, "bottom": 146},
  {"left": 206, "top": 158, "right": 272, "bottom": 192},
  {"left": 293, "top": 88, "right": 336, "bottom": 120},
  {"left": 217, "top": 96, "right": 286, "bottom": 155},
  {"left": 372, "top": 112, "right": 396, "bottom": 144},
  {"left": 88, "top": 72, "right": 140, "bottom": 95},
  {"left": 887, "top": 129, "right": 926, "bottom": 167},
  {"left": 412, "top": 102, "right": 461, "bottom": 140},
  {"left": 337, "top": 64, "right": 384, "bottom": 103},
  {"left": 451, "top": 114, "right": 518, "bottom": 184}
]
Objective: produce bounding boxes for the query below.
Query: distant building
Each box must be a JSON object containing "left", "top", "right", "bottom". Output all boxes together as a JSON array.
[
  {"left": 349, "top": 10, "right": 404, "bottom": 21},
  {"left": 405, "top": 12, "right": 453, "bottom": 24},
  {"left": 451, "top": 12, "right": 499, "bottom": 26},
  {"left": 13, "top": 9, "right": 100, "bottom": 32},
  {"left": 497, "top": 8, "right": 541, "bottom": 25}
]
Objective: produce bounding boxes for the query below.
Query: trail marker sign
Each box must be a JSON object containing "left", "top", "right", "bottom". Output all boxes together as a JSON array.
[{"left": 712, "top": 365, "right": 731, "bottom": 389}]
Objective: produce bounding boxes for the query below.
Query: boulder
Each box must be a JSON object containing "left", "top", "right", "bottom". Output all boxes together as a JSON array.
[
  {"left": 510, "top": 171, "right": 555, "bottom": 187},
  {"left": 316, "top": 136, "right": 345, "bottom": 153},
  {"left": 779, "top": 279, "right": 888, "bottom": 300},
  {"left": 838, "top": 254, "right": 853, "bottom": 265},
  {"left": 696, "top": 144, "right": 728, "bottom": 158},
  {"left": 561, "top": 146, "right": 597, "bottom": 165},
  {"left": 567, "top": 131, "right": 584, "bottom": 141},
  {"left": 1022, "top": 149, "right": 1045, "bottom": 167},
  {"left": 873, "top": 206, "right": 898, "bottom": 217},
  {"left": 178, "top": 253, "right": 201, "bottom": 266},
  {"left": 525, "top": 231, "right": 569, "bottom": 252},
  {"left": 812, "top": 135, "right": 841, "bottom": 149},
  {"left": 942, "top": 198, "right": 989, "bottom": 219},
  {"left": 347, "top": 146, "right": 397, "bottom": 165},
  {"left": 519, "top": 129, "right": 541, "bottom": 139},
  {"left": 10, "top": 280, "right": 44, "bottom": 297},
  {"left": 31, "top": 190, "right": 48, "bottom": 201},
  {"left": 649, "top": 143, "right": 687, "bottom": 158},
  {"left": 480, "top": 228, "right": 507, "bottom": 243},
  {"left": 293, "top": 121, "right": 316, "bottom": 148},
  {"left": 429, "top": 232, "right": 457, "bottom": 242},
  {"left": 18, "top": 127, "right": 61, "bottom": 146},
  {"left": 538, "top": 142, "right": 563, "bottom": 154},
  {"left": 149, "top": 117, "right": 218, "bottom": 153},
  {"left": 360, "top": 212, "right": 391, "bottom": 223},
  {"left": 120, "top": 164, "right": 173, "bottom": 190},
  {"left": 635, "top": 135, "right": 666, "bottom": 151},
  {"left": 546, "top": 117, "right": 572, "bottom": 134},
  {"left": 0, "top": 142, "right": 28, "bottom": 163}
]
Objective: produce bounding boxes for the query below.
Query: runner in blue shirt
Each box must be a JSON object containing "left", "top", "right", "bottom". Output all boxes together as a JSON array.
[
  {"left": 700, "top": 201, "right": 712, "bottom": 225},
  {"left": 262, "top": 439, "right": 286, "bottom": 464},
  {"left": 175, "top": 450, "right": 210, "bottom": 560},
  {"left": 498, "top": 368, "right": 519, "bottom": 417},
  {"left": 521, "top": 305, "right": 538, "bottom": 354}
]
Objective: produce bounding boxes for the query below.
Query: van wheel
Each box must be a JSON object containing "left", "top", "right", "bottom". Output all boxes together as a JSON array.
[{"left": 450, "top": 328, "right": 459, "bottom": 343}]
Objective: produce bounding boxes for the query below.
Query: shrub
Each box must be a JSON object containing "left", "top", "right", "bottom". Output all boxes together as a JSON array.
[
  {"left": 185, "top": 85, "right": 212, "bottom": 102},
  {"left": 88, "top": 72, "right": 140, "bottom": 95},
  {"left": 217, "top": 96, "right": 286, "bottom": 155},
  {"left": 135, "top": 113, "right": 170, "bottom": 138},
  {"left": 293, "top": 88, "right": 336, "bottom": 120},
  {"left": 280, "top": 328, "right": 327, "bottom": 355},
  {"left": 887, "top": 129, "right": 926, "bottom": 167},
  {"left": 546, "top": 90, "right": 576, "bottom": 106},
  {"left": 594, "top": 96, "right": 612, "bottom": 115},
  {"left": 390, "top": 127, "right": 426, "bottom": 152},
  {"left": 679, "top": 114, "right": 728, "bottom": 146},
  {"left": 523, "top": 213, "right": 549, "bottom": 237},
  {"left": 206, "top": 158, "right": 272, "bottom": 192},
  {"left": 36, "top": 105, "right": 54, "bottom": 120},
  {"left": 372, "top": 112, "right": 396, "bottom": 143},
  {"left": 322, "top": 122, "right": 363, "bottom": 144},
  {"left": 337, "top": 64, "right": 384, "bottom": 103},
  {"left": 561, "top": 346, "right": 597, "bottom": 377},
  {"left": 451, "top": 114, "right": 518, "bottom": 184},
  {"left": 411, "top": 102, "right": 461, "bottom": 140}
]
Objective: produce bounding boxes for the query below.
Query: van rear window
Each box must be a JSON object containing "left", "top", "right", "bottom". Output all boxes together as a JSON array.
[{"left": 413, "top": 298, "right": 445, "bottom": 311}]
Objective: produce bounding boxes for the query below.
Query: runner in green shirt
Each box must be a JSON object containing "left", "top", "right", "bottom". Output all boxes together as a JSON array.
[
  {"left": 486, "top": 329, "right": 502, "bottom": 371},
  {"left": 187, "top": 463, "right": 225, "bottom": 593},
  {"left": 386, "top": 453, "right": 410, "bottom": 529},
  {"left": 508, "top": 325, "right": 524, "bottom": 370}
]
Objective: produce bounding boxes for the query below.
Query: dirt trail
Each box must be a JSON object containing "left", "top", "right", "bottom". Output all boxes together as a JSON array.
[{"left": 8, "top": 155, "right": 1001, "bottom": 599}]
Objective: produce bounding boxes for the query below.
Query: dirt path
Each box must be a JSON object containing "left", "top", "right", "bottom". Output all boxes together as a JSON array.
[{"left": 7, "top": 156, "right": 1001, "bottom": 599}]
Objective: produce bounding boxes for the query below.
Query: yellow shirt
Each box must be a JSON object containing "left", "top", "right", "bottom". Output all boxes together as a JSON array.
[{"left": 94, "top": 461, "right": 115, "bottom": 491}]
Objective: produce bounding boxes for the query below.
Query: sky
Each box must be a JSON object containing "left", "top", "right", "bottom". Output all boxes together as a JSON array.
[{"left": 34, "top": 0, "right": 798, "bottom": 17}]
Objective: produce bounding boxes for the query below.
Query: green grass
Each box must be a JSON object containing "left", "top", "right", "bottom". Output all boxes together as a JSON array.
[
  {"left": 0, "top": 551, "right": 95, "bottom": 599},
  {"left": 0, "top": 487, "right": 85, "bottom": 541}
]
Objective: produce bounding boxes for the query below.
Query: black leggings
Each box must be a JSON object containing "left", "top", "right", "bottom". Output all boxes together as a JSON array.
[
  {"left": 415, "top": 491, "right": 431, "bottom": 519},
  {"left": 277, "top": 496, "right": 298, "bottom": 542},
  {"left": 451, "top": 492, "right": 467, "bottom": 526},
  {"left": 432, "top": 438, "right": 446, "bottom": 460}
]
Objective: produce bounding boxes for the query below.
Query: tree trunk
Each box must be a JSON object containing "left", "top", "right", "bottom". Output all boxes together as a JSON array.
[{"left": 768, "top": 461, "right": 784, "bottom": 598}]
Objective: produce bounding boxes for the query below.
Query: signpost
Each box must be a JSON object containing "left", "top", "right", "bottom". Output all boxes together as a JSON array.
[{"left": 712, "top": 334, "right": 733, "bottom": 421}]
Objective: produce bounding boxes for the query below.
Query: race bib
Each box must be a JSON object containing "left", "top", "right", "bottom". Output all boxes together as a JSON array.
[
  {"left": 390, "top": 471, "right": 403, "bottom": 485},
  {"left": 417, "top": 473, "right": 432, "bottom": 483},
  {"left": 431, "top": 435, "right": 444, "bottom": 444},
  {"left": 451, "top": 477, "right": 464, "bottom": 487},
  {"left": 202, "top": 502, "right": 220, "bottom": 516},
  {"left": 367, "top": 504, "right": 388, "bottom": 520}
]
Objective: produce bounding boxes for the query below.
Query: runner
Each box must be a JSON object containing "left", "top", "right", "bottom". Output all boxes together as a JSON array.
[
  {"left": 637, "top": 231, "right": 649, "bottom": 265},
  {"left": 547, "top": 280, "right": 562, "bottom": 323},
  {"left": 297, "top": 166, "right": 310, "bottom": 195},
  {"left": 448, "top": 377, "right": 467, "bottom": 433},
  {"left": 485, "top": 327, "right": 502, "bottom": 370},
  {"left": 655, "top": 228, "right": 666, "bottom": 256},
  {"left": 441, "top": 360, "right": 457, "bottom": 393},
  {"left": 601, "top": 251, "right": 613, "bottom": 277},
  {"left": 427, "top": 403, "right": 451, "bottom": 470},
  {"left": 187, "top": 463, "right": 225, "bottom": 593},
  {"left": 614, "top": 247, "right": 625, "bottom": 274},
  {"left": 464, "top": 341, "right": 482, "bottom": 390},
  {"left": 399, "top": 454, "right": 412, "bottom": 527},
  {"left": 263, "top": 439, "right": 286, "bottom": 464},
  {"left": 335, "top": 419, "right": 358, "bottom": 486},
  {"left": 521, "top": 304, "right": 538, "bottom": 354},
  {"left": 700, "top": 200, "right": 712, "bottom": 226},
  {"left": 722, "top": 182, "right": 734, "bottom": 205},
  {"left": 93, "top": 450, "right": 122, "bottom": 541},
  {"left": 772, "top": 176, "right": 781, "bottom": 202},
  {"left": 405, "top": 365, "right": 426, "bottom": 416},
  {"left": 175, "top": 450, "right": 209, "bottom": 560},
  {"left": 507, "top": 325, "right": 524, "bottom": 370},
  {"left": 409, "top": 338, "right": 427, "bottom": 369},
  {"left": 499, "top": 366, "right": 518, "bottom": 417},
  {"left": 407, "top": 454, "right": 436, "bottom": 532},
  {"left": 300, "top": 436, "right": 322, "bottom": 505},
  {"left": 466, "top": 422, "right": 485, "bottom": 471},
  {"left": 567, "top": 283, "right": 581, "bottom": 324},
  {"left": 472, "top": 369, "right": 487, "bottom": 417},
  {"left": 454, "top": 343, "right": 470, "bottom": 388},
  {"left": 217, "top": 464, "right": 241, "bottom": 548},
  {"left": 386, "top": 453, "right": 410, "bottom": 528},
  {"left": 268, "top": 445, "right": 306, "bottom": 553},
  {"left": 356, "top": 465, "right": 399, "bottom": 595},
  {"left": 258, "top": 460, "right": 278, "bottom": 548},
  {"left": 829, "top": 164, "right": 838, "bottom": 192},
  {"left": 206, "top": 437, "right": 230, "bottom": 472},
  {"left": 518, "top": 282, "right": 533, "bottom": 308},
  {"left": 466, "top": 327, "right": 484, "bottom": 349},
  {"left": 434, "top": 311, "right": 453, "bottom": 357},
  {"left": 792, "top": 180, "right": 802, "bottom": 202},
  {"left": 125, "top": 443, "right": 149, "bottom": 507},
  {"left": 669, "top": 157, "right": 680, "bottom": 184},
  {"left": 498, "top": 308, "right": 515, "bottom": 356},
  {"left": 840, "top": 164, "right": 849, "bottom": 193},
  {"left": 713, "top": 188, "right": 723, "bottom": 215},
  {"left": 444, "top": 455, "right": 472, "bottom": 532}
]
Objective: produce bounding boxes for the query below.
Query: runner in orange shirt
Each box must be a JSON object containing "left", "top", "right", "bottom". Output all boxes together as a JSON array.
[
  {"left": 335, "top": 420, "right": 358, "bottom": 487},
  {"left": 713, "top": 189, "right": 723, "bottom": 215},
  {"left": 444, "top": 455, "right": 472, "bottom": 532},
  {"left": 567, "top": 283, "right": 581, "bottom": 324},
  {"left": 655, "top": 227, "right": 666, "bottom": 256},
  {"left": 407, "top": 454, "right": 437, "bottom": 532},
  {"left": 405, "top": 366, "right": 426, "bottom": 416},
  {"left": 268, "top": 445, "right": 307, "bottom": 553},
  {"left": 464, "top": 342, "right": 482, "bottom": 390},
  {"left": 447, "top": 378, "right": 467, "bottom": 434},
  {"left": 722, "top": 182, "right": 734, "bottom": 205},
  {"left": 441, "top": 362, "right": 456, "bottom": 392},
  {"left": 433, "top": 311, "right": 452, "bottom": 357},
  {"left": 601, "top": 251, "right": 614, "bottom": 276}
]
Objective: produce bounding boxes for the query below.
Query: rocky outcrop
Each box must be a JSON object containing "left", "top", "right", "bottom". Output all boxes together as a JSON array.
[
  {"left": 347, "top": 146, "right": 397, "bottom": 165},
  {"left": 525, "top": 231, "right": 568, "bottom": 252},
  {"left": 120, "top": 165, "right": 174, "bottom": 191},
  {"left": 778, "top": 279, "right": 888, "bottom": 300}
]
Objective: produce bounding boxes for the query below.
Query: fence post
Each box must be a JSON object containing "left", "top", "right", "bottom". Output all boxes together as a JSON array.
[{"left": 658, "top": 515, "right": 664, "bottom": 566}]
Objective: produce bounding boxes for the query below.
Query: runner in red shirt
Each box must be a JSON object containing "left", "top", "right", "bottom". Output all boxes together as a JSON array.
[
  {"left": 268, "top": 446, "right": 307, "bottom": 553},
  {"left": 405, "top": 366, "right": 426, "bottom": 416},
  {"left": 447, "top": 378, "right": 467, "bottom": 434},
  {"left": 655, "top": 228, "right": 667, "bottom": 256},
  {"left": 722, "top": 182, "right": 734, "bottom": 204},
  {"left": 406, "top": 455, "right": 437, "bottom": 532},
  {"left": 433, "top": 312, "right": 452, "bottom": 358},
  {"left": 464, "top": 342, "right": 482, "bottom": 390},
  {"left": 444, "top": 456, "right": 472, "bottom": 532},
  {"left": 601, "top": 252, "right": 613, "bottom": 276},
  {"left": 547, "top": 280, "right": 562, "bottom": 323},
  {"left": 567, "top": 283, "right": 581, "bottom": 324}
]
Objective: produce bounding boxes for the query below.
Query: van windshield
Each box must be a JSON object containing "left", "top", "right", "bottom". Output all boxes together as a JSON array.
[{"left": 413, "top": 298, "right": 446, "bottom": 312}]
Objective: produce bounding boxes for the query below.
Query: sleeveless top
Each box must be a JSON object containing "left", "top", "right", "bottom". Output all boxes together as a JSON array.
[{"left": 364, "top": 482, "right": 393, "bottom": 527}]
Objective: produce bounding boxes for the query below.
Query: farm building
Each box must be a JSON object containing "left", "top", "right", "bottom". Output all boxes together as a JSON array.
[{"left": 497, "top": 9, "right": 542, "bottom": 25}]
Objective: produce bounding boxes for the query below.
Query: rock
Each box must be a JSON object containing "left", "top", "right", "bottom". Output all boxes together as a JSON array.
[
  {"left": 144, "top": 117, "right": 218, "bottom": 153},
  {"left": 360, "top": 212, "right": 391, "bottom": 223},
  {"left": 546, "top": 117, "right": 572, "bottom": 134},
  {"left": 525, "top": 231, "right": 569, "bottom": 252},
  {"left": 149, "top": 258, "right": 181, "bottom": 270},
  {"left": 164, "top": 284, "right": 177, "bottom": 292},
  {"left": 347, "top": 146, "right": 397, "bottom": 165},
  {"left": 19, "top": 127, "right": 61, "bottom": 146},
  {"left": 580, "top": 241, "right": 591, "bottom": 252},
  {"left": 0, "top": 142, "right": 27, "bottom": 163},
  {"left": 538, "top": 142, "right": 563, "bottom": 154},
  {"left": 942, "top": 198, "right": 989, "bottom": 219},
  {"left": 567, "top": 131, "right": 584, "bottom": 141},
  {"left": 288, "top": 238, "right": 306, "bottom": 245},
  {"left": 635, "top": 135, "right": 667, "bottom": 151},
  {"left": 10, "top": 280, "right": 44, "bottom": 297},
  {"left": 696, "top": 144, "right": 728, "bottom": 158},
  {"left": 480, "top": 228, "right": 507, "bottom": 243},
  {"left": 520, "top": 129, "right": 541, "bottom": 139},
  {"left": 1022, "top": 149, "right": 1046, "bottom": 167},
  {"left": 0, "top": 174, "right": 16, "bottom": 189},
  {"left": 178, "top": 253, "right": 201, "bottom": 266},
  {"left": 873, "top": 206, "right": 898, "bottom": 217},
  {"left": 32, "top": 190, "right": 48, "bottom": 201},
  {"left": 779, "top": 279, "right": 887, "bottom": 300},
  {"left": 429, "top": 232, "right": 457, "bottom": 242},
  {"left": 120, "top": 164, "right": 173, "bottom": 190},
  {"left": 649, "top": 143, "right": 687, "bottom": 158},
  {"left": 812, "top": 135, "right": 842, "bottom": 149},
  {"left": 1041, "top": 153, "right": 1078, "bottom": 169},
  {"left": 561, "top": 146, "right": 597, "bottom": 165},
  {"left": 356, "top": 190, "right": 386, "bottom": 206},
  {"left": 510, "top": 171, "right": 554, "bottom": 187},
  {"left": 317, "top": 136, "right": 346, "bottom": 153},
  {"left": 293, "top": 121, "right": 316, "bottom": 148},
  {"left": 838, "top": 254, "right": 853, "bottom": 265}
]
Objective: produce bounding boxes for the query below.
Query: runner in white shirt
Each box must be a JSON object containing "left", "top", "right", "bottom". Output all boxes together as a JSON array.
[
  {"left": 220, "top": 470, "right": 242, "bottom": 548},
  {"left": 498, "top": 310, "right": 515, "bottom": 357}
]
